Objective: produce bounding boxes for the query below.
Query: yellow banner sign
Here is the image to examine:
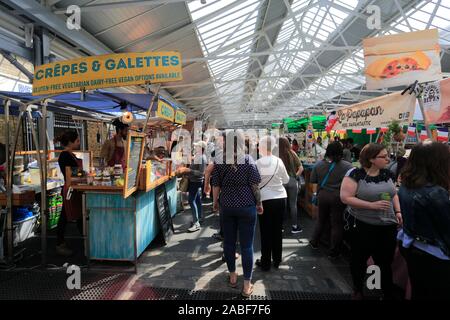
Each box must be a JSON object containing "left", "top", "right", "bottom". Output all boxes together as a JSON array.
[
  {"left": 332, "top": 91, "right": 416, "bottom": 131},
  {"left": 32, "top": 51, "right": 182, "bottom": 95},
  {"left": 175, "top": 110, "right": 186, "bottom": 125},
  {"left": 156, "top": 100, "right": 175, "bottom": 122}
]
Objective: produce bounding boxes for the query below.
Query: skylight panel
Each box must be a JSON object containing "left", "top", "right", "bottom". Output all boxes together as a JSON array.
[
  {"left": 334, "top": 0, "right": 359, "bottom": 11},
  {"left": 190, "top": 0, "right": 239, "bottom": 21}
]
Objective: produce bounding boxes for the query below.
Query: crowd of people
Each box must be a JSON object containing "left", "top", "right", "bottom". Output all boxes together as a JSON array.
[{"left": 177, "top": 130, "right": 449, "bottom": 300}]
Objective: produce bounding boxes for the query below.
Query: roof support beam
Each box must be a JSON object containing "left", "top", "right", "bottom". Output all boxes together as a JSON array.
[
  {"left": 3, "top": 0, "right": 113, "bottom": 56},
  {"left": 52, "top": 0, "right": 192, "bottom": 13}
]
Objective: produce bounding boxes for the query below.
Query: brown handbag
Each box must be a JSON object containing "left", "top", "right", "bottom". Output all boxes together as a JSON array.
[{"left": 179, "top": 177, "right": 189, "bottom": 192}]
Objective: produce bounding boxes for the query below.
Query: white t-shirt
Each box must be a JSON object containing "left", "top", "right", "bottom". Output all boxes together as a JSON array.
[{"left": 256, "top": 155, "right": 290, "bottom": 202}]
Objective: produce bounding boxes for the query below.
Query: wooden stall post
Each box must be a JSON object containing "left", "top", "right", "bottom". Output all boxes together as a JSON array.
[
  {"left": 143, "top": 83, "right": 161, "bottom": 134},
  {"left": 4, "top": 99, "right": 13, "bottom": 263},
  {"left": 41, "top": 100, "right": 49, "bottom": 267},
  {"left": 25, "top": 106, "right": 47, "bottom": 266}
]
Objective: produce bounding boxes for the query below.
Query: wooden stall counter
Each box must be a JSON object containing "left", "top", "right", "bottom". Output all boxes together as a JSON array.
[
  {"left": 69, "top": 132, "right": 179, "bottom": 268},
  {"left": 0, "top": 190, "right": 36, "bottom": 206}
]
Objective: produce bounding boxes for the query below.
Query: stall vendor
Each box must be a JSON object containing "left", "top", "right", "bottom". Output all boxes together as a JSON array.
[
  {"left": 101, "top": 118, "right": 129, "bottom": 168},
  {"left": 56, "top": 130, "right": 82, "bottom": 256},
  {"left": 144, "top": 144, "right": 164, "bottom": 162}
]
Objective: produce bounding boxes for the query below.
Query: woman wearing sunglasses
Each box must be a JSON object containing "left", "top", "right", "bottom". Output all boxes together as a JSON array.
[{"left": 341, "top": 143, "right": 402, "bottom": 300}]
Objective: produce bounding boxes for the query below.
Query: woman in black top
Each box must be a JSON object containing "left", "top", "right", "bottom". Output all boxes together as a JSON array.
[{"left": 56, "top": 130, "right": 81, "bottom": 256}]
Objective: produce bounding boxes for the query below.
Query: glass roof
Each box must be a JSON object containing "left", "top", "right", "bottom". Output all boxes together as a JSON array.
[
  {"left": 188, "top": 0, "right": 262, "bottom": 120},
  {"left": 240, "top": 0, "right": 449, "bottom": 124},
  {"left": 282, "top": 0, "right": 450, "bottom": 117}
]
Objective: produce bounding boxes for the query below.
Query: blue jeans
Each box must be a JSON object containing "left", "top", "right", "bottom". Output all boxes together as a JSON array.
[
  {"left": 222, "top": 206, "right": 257, "bottom": 280},
  {"left": 188, "top": 181, "right": 203, "bottom": 224}
]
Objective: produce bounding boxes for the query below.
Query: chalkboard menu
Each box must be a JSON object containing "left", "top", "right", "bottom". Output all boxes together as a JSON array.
[
  {"left": 155, "top": 185, "right": 173, "bottom": 244},
  {"left": 123, "top": 132, "right": 145, "bottom": 198}
]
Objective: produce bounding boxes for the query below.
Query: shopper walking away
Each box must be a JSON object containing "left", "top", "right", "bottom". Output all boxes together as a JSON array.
[
  {"left": 255, "top": 136, "right": 290, "bottom": 271},
  {"left": 184, "top": 141, "right": 207, "bottom": 232},
  {"left": 340, "top": 143, "right": 402, "bottom": 300},
  {"left": 279, "top": 137, "right": 303, "bottom": 233},
  {"left": 292, "top": 139, "right": 300, "bottom": 153},
  {"left": 211, "top": 130, "right": 262, "bottom": 298},
  {"left": 397, "top": 141, "right": 450, "bottom": 300},
  {"left": 342, "top": 138, "right": 353, "bottom": 163},
  {"left": 310, "top": 142, "right": 353, "bottom": 258},
  {"left": 204, "top": 133, "right": 224, "bottom": 240}
]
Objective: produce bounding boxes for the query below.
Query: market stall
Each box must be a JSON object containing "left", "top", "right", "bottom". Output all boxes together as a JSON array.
[
  {"left": 69, "top": 98, "right": 188, "bottom": 268},
  {"left": 0, "top": 90, "right": 122, "bottom": 264},
  {"left": 1, "top": 50, "right": 186, "bottom": 268}
]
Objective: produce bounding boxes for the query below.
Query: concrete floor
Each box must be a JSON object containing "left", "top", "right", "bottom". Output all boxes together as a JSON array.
[
  {"left": 114, "top": 201, "right": 353, "bottom": 299},
  {"left": 1, "top": 200, "right": 355, "bottom": 300}
]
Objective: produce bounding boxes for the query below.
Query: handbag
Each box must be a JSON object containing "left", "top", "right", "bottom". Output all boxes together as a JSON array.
[
  {"left": 311, "top": 162, "right": 336, "bottom": 206},
  {"left": 260, "top": 159, "right": 279, "bottom": 190},
  {"left": 179, "top": 176, "right": 189, "bottom": 192}
]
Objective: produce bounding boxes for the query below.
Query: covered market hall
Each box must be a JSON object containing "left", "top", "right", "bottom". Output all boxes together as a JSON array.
[{"left": 0, "top": 0, "right": 449, "bottom": 303}]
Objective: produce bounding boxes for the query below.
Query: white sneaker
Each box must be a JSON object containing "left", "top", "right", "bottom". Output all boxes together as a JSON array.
[
  {"left": 188, "top": 222, "right": 201, "bottom": 232},
  {"left": 291, "top": 226, "right": 303, "bottom": 234}
]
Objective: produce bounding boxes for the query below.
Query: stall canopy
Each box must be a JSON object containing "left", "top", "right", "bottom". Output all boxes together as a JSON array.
[
  {"left": 282, "top": 115, "right": 327, "bottom": 132},
  {"left": 0, "top": 91, "right": 185, "bottom": 121}
]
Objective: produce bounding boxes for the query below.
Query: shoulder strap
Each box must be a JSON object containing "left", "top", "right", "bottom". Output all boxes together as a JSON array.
[
  {"left": 260, "top": 158, "right": 279, "bottom": 190},
  {"left": 318, "top": 161, "right": 336, "bottom": 191}
]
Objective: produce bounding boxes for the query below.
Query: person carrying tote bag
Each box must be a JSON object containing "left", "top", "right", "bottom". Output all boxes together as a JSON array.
[{"left": 310, "top": 142, "right": 353, "bottom": 259}]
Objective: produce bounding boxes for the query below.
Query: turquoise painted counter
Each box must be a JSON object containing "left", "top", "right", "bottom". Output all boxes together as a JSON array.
[{"left": 85, "top": 177, "right": 178, "bottom": 263}]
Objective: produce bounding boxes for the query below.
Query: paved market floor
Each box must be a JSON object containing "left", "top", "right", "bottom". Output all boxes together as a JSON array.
[
  {"left": 1, "top": 199, "right": 359, "bottom": 299},
  {"left": 128, "top": 201, "right": 353, "bottom": 299}
]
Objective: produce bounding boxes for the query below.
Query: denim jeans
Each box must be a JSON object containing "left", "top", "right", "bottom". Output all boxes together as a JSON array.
[
  {"left": 188, "top": 181, "right": 203, "bottom": 224},
  {"left": 222, "top": 206, "right": 257, "bottom": 280}
]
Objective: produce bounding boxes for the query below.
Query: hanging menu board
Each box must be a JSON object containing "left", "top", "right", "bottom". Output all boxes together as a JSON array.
[
  {"left": 123, "top": 132, "right": 145, "bottom": 198},
  {"left": 155, "top": 185, "right": 174, "bottom": 245}
]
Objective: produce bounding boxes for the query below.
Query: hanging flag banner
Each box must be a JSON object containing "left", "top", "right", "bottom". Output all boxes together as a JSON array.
[
  {"left": 422, "top": 78, "right": 450, "bottom": 124},
  {"left": 32, "top": 51, "right": 182, "bottom": 95},
  {"left": 332, "top": 91, "right": 416, "bottom": 131},
  {"left": 366, "top": 128, "right": 376, "bottom": 134},
  {"left": 363, "top": 29, "right": 441, "bottom": 90},
  {"left": 407, "top": 124, "right": 416, "bottom": 137},
  {"left": 175, "top": 110, "right": 186, "bottom": 125},
  {"left": 420, "top": 130, "right": 429, "bottom": 141},
  {"left": 325, "top": 111, "right": 338, "bottom": 132},
  {"left": 436, "top": 128, "right": 449, "bottom": 142},
  {"left": 156, "top": 99, "right": 175, "bottom": 122},
  {"left": 306, "top": 123, "right": 314, "bottom": 144}
]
